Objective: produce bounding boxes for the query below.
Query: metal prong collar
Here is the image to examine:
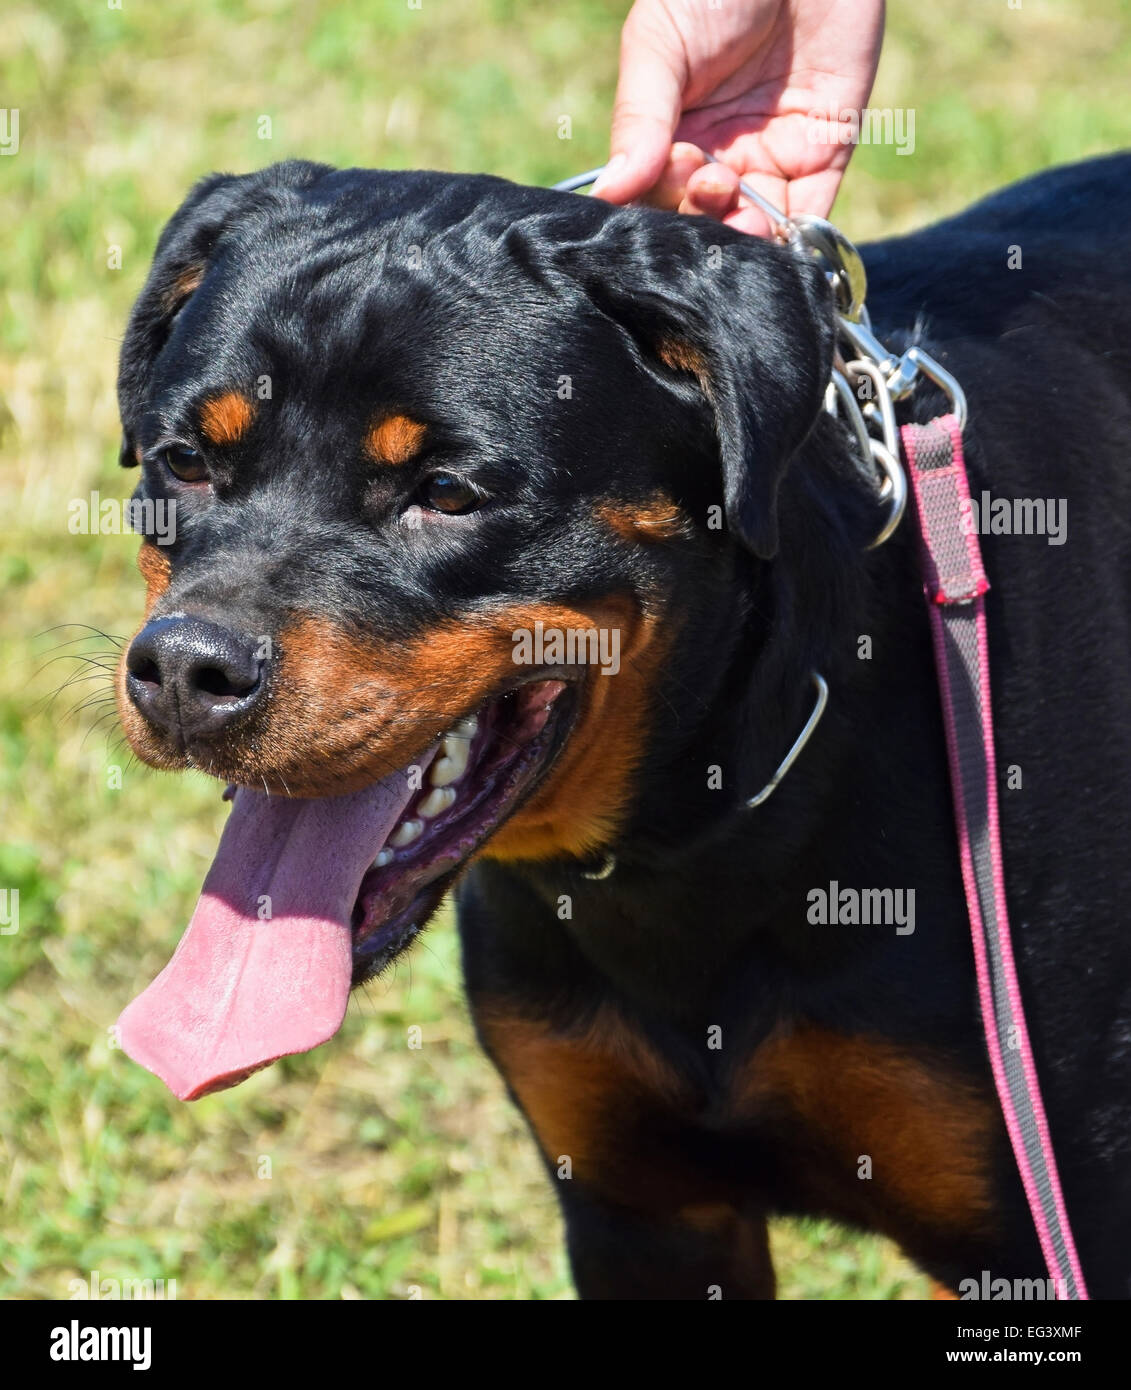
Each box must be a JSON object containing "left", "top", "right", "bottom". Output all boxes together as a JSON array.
[{"left": 745, "top": 672, "right": 829, "bottom": 809}]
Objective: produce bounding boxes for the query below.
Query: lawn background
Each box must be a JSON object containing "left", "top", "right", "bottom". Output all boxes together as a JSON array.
[{"left": 2, "top": 0, "right": 1129, "bottom": 1300}]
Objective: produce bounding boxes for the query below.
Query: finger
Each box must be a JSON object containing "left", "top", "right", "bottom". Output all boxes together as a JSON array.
[
  {"left": 782, "top": 167, "right": 844, "bottom": 222},
  {"left": 639, "top": 142, "right": 706, "bottom": 210},
  {"left": 715, "top": 169, "right": 791, "bottom": 240},
  {"left": 721, "top": 204, "right": 779, "bottom": 238},
  {"left": 677, "top": 162, "right": 741, "bottom": 219},
  {"left": 592, "top": 18, "right": 685, "bottom": 204}
]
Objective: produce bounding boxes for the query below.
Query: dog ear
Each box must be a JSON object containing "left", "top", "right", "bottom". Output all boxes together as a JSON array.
[
  {"left": 556, "top": 209, "right": 836, "bottom": 559},
  {"left": 117, "top": 161, "right": 332, "bottom": 467}
]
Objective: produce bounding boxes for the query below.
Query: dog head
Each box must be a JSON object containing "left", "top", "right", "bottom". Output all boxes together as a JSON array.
[{"left": 113, "top": 161, "right": 840, "bottom": 1098}]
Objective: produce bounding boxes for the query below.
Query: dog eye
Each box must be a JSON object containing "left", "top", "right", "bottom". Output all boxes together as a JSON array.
[
  {"left": 419, "top": 473, "right": 483, "bottom": 515},
  {"left": 162, "top": 446, "right": 208, "bottom": 484}
]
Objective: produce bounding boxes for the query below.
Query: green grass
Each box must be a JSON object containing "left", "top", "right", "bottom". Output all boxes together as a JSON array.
[{"left": 2, "top": 0, "right": 1130, "bottom": 1300}]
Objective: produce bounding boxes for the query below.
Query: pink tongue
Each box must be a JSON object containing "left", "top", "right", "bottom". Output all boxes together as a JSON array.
[{"left": 118, "top": 771, "right": 424, "bottom": 1101}]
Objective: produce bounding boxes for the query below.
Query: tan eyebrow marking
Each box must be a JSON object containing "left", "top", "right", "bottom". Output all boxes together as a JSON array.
[
  {"left": 365, "top": 413, "right": 427, "bottom": 466},
  {"left": 656, "top": 336, "right": 708, "bottom": 379},
  {"left": 161, "top": 261, "right": 206, "bottom": 315},
  {"left": 597, "top": 493, "right": 690, "bottom": 543},
  {"left": 199, "top": 391, "right": 256, "bottom": 445}
]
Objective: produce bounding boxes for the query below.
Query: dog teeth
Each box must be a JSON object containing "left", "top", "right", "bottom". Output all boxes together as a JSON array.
[
  {"left": 369, "top": 713, "right": 477, "bottom": 857},
  {"left": 436, "top": 734, "right": 470, "bottom": 777},
  {"left": 389, "top": 819, "right": 424, "bottom": 848},
  {"left": 418, "top": 786, "right": 457, "bottom": 819},
  {"left": 429, "top": 753, "right": 463, "bottom": 787}
]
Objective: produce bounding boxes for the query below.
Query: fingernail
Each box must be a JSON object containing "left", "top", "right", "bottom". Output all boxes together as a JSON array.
[{"left": 590, "top": 154, "right": 627, "bottom": 197}]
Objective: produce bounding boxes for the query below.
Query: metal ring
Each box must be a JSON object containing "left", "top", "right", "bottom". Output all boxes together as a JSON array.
[
  {"left": 838, "top": 315, "right": 900, "bottom": 378},
  {"left": 829, "top": 369, "right": 872, "bottom": 470},
  {"left": 901, "top": 347, "right": 969, "bottom": 431},
  {"left": 791, "top": 214, "right": 869, "bottom": 321},
  {"left": 866, "top": 440, "right": 908, "bottom": 550},
  {"left": 551, "top": 167, "right": 606, "bottom": 193},
  {"left": 845, "top": 358, "right": 899, "bottom": 458}
]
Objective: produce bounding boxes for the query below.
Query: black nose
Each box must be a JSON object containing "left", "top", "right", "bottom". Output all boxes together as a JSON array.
[{"left": 125, "top": 615, "right": 265, "bottom": 742}]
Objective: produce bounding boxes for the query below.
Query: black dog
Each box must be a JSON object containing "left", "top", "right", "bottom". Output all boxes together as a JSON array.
[{"left": 112, "top": 153, "right": 1131, "bottom": 1299}]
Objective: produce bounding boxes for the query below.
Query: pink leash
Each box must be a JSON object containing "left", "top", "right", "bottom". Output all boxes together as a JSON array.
[{"left": 901, "top": 414, "right": 1088, "bottom": 1300}]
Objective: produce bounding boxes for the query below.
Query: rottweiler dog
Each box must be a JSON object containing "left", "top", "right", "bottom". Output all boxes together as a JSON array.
[{"left": 111, "top": 153, "right": 1131, "bottom": 1299}]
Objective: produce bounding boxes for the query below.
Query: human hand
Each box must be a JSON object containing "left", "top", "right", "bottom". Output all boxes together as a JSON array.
[{"left": 592, "top": 0, "right": 885, "bottom": 235}]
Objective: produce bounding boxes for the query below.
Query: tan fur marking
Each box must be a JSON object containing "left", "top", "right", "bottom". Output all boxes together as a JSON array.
[
  {"left": 115, "top": 544, "right": 177, "bottom": 765},
  {"left": 737, "top": 1026, "right": 997, "bottom": 1235},
  {"left": 365, "top": 413, "right": 427, "bottom": 465},
  {"left": 477, "top": 1004, "right": 688, "bottom": 1178},
  {"left": 136, "top": 542, "right": 171, "bottom": 616},
  {"left": 657, "top": 336, "right": 708, "bottom": 379},
  {"left": 199, "top": 392, "right": 255, "bottom": 445},
  {"left": 597, "top": 493, "right": 689, "bottom": 544},
  {"left": 161, "top": 262, "right": 206, "bottom": 314},
  {"left": 483, "top": 603, "right": 671, "bottom": 860}
]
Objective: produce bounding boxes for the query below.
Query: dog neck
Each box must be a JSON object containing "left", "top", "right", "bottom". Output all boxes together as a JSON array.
[{"left": 483, "top": 420, "right": 957, "bottom": 1017}]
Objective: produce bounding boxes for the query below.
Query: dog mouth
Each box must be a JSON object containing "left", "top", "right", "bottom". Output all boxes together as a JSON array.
[
  {"left": 116, "top": 677, "right": 575, "bottom": 1101},
  {"left": 350, "top": 679, "right": 573, "bottom": 982}
]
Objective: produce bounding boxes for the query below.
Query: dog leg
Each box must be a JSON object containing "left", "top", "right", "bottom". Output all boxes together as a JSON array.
[{"left": 561, "top": 1191, "right": 775, "bottom": 1300}]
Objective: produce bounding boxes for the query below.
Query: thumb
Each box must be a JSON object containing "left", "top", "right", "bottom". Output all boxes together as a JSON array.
[{"left": 592, "top": 34, "right": 684, "bottom": 203}]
